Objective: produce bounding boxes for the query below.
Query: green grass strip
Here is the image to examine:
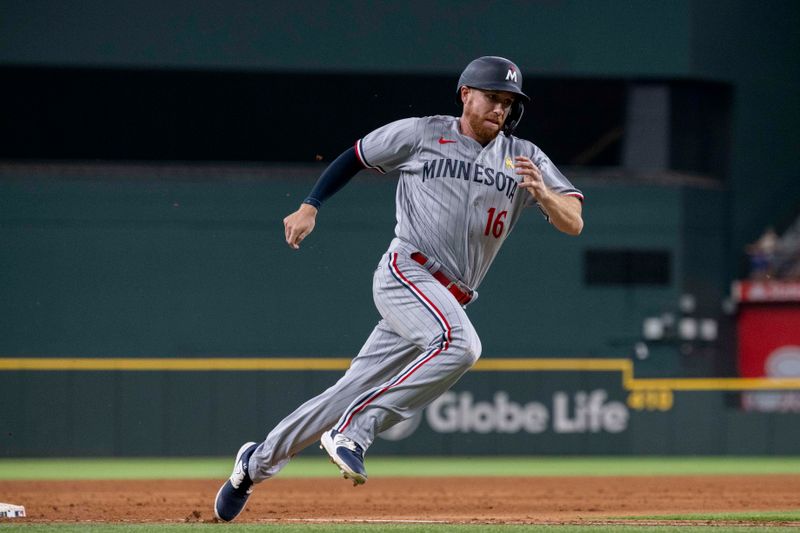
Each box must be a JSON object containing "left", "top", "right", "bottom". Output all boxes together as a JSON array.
[
  {"left": 625, "top": 509, "right": 800, "bottom": 522},
  {"left": 2, "top": 456, "right": 800, "bottom": 481},
  {"left": 4, "top": 525, "right": 800, "bottom": 533}
]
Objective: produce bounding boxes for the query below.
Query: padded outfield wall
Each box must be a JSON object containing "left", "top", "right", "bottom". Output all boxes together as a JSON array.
[{"left": 3, "top": 164, "right": 796, "bottom": 457}]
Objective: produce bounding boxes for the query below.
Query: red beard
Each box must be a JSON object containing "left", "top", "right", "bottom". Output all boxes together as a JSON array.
[{"left": 466, "top": 113, "right": 503, "bottom": 144}]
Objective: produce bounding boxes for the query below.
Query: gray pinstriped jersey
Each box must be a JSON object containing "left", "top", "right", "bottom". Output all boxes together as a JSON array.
[{"left": 355, "top": 115, "right": 583, "bottom": 290}]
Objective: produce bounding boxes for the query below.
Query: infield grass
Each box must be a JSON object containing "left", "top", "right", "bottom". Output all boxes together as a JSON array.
[{"left": 2, "top": 456, "right": 800, "bottom": 480}]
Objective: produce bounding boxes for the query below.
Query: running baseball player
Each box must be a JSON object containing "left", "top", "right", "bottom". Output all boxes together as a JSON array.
[{"left": 214, "top": 56, "right": 584, "bottom": 521}]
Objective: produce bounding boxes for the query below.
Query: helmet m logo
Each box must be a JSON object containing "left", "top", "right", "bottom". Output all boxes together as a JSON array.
[{"left": 505, "top": 67, "right": 518, "bottom": 83}]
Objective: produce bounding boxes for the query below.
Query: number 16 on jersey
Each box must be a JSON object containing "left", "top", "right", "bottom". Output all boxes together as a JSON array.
[{"left": 484, "top": 208, "right": 508, "bottom": 238}]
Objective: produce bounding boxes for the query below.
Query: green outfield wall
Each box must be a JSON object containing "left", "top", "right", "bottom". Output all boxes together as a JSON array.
[
  {"left": 2, "top": 0, "right": 799, "bottom": 269},
  {"left": 3, "top": 166, "right": 791, "bottom": 457},
  {"left": 0, "top": 166, "right": 706, "bottom": 359},
  {"left": 3, "top": 365, "right": 800, "bottom": 457}
]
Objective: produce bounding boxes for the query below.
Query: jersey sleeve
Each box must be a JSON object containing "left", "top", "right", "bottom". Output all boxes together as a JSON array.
[
  {"left": 355, "top": 117, "right": 422, "bottom": 174},
  {"left": 524, "top": 145, "right": 584, "bottom": 210}
]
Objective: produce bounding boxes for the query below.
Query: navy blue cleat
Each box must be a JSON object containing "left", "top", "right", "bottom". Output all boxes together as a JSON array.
[
  {"left": 214, "top": 441, "right": 258, "bottom": 522},
  {"left": 320, "top": 429, "right": 368, "bottom": 486}
]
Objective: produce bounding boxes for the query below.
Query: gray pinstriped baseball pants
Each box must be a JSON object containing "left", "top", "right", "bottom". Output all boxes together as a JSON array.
[{"left": 248, "top": 247, "right": 481, "bottom": 483}]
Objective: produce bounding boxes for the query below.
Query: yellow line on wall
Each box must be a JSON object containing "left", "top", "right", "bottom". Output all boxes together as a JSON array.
[
  {"left": 1, "top": 357, "right": 799, "bottom": 391},
  {"left": 0, "top": 357, "right": 352, "bottom": 371},
  {"left": 625, "top": 377, "right": 800, "bottom": 391},
  {"left": 474, "top": 358, "right": 629, "bottom": 372}
]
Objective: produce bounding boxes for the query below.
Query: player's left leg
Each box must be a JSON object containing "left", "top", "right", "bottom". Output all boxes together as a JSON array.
[
  {"left": 247, "top": 320, "right": 421, "bottom": 482},
  {"left": 215, "top": 320, "right": 421, "bottom": 520}
]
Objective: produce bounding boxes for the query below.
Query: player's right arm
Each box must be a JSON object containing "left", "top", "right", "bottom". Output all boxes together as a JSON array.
[
  {"left": 283, "top": 203, "right": 318, "bottom": 250},
  {"left": 283, "top": 146, "right": 363, "bottom": 249},
  {"left": 283, "top": 118, "right": 421, "bottom": 249}
]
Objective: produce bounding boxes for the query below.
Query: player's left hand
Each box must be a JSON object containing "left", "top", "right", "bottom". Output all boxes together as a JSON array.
[{"left": 514, "top": 156, "right": 548, "bottom": 201}]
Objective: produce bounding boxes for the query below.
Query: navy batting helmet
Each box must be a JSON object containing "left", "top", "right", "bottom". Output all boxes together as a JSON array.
[{"left": 455, "top": 56, "right": 529, "bottom": 135}]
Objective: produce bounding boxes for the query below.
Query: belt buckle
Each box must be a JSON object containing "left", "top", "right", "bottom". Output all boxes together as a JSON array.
[{"left": 449, "top": 279, "right": 472, "bottom": 304}]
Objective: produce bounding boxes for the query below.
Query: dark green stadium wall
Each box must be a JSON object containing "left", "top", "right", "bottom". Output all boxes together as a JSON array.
[
  {"left": 2, "top": 0, "right": 797, "bottom": 272},
  {"left": 0, "top": 0, "right": 695, "bottom": 75},
  {"left": 687, "top": 1, "right": 800, "bottom": 274},
  {"left": 0, "top": 170, "right": 692, "bottom": 359},
  {"left": 0, "top": 168, "right": 762, "bottom": 456}
]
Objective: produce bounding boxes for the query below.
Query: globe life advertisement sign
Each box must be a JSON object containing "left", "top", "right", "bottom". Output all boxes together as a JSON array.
[{"left": 379, "top": 388, "right": 630, "bottom": 443}]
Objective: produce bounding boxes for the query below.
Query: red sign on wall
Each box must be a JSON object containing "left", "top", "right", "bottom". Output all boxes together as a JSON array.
[
  {"left": 735, "top": 281, "right": 800, "bottom": 411},
  {"left": 737, "top": 307, "right": 800, "bottom": 377}
]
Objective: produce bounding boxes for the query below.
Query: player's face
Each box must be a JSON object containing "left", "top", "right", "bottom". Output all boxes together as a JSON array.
[{"left": 460, "top": 87, "right": 516, "bottom": 144}]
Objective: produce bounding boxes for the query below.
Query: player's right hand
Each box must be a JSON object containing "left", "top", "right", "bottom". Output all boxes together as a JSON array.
[{"left": 283, "top": 203, "right": 318, "bottom": 249}]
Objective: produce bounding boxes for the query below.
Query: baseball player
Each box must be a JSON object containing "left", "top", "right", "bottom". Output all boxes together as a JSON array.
[{"left": 214, "top": 56, "right": 584, "bottom": 521}]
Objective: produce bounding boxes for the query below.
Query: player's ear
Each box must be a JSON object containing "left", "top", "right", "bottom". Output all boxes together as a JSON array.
[{"left": 459, "top": 86, "right": 470, "bottom": 106}]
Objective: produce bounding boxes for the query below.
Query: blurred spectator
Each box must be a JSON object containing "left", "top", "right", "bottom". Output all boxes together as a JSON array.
[
  {"left": 746, "top": 227, "right": 779, "bottom": 279},
  {"left": 747, "top": 216, "right": 800, "bottom": 281}
]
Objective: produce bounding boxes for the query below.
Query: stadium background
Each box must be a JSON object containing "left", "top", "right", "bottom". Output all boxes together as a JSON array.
[{"left": 1, "top": 0, "right": 799, "bottom": 457}]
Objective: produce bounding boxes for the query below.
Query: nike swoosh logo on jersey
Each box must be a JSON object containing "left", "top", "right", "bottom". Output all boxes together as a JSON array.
[{"left": 438, "top": 137, "right": 457, "bottom": 144}]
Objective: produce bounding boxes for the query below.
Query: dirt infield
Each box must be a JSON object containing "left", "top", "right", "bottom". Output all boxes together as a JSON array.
[{"left": 2, "top": 475, "right": 800, "bottom": 524}]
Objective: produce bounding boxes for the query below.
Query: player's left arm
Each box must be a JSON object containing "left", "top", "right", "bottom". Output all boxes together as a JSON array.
[{"left": 514, "top": 156, "right": 583, "bottom": 236}]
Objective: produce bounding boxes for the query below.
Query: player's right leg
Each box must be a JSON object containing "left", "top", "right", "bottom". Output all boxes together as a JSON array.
[{"left": 320, "top": 249, "right": 482, "bottom": 480}]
